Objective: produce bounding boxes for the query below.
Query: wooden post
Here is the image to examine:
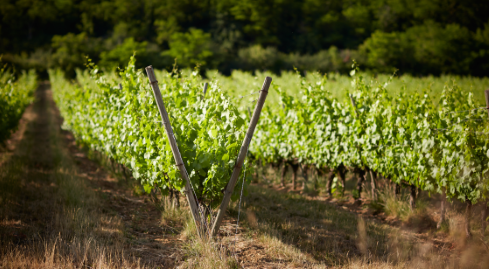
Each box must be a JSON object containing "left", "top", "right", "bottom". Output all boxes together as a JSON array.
[
  {"left": 145, "top": 66, "right": 203, "bottom": 237},
  {"left": 202, "top": 82, "right": 208, "bottom": 99},
  {"left": 211, "top": 76, "right": 272, "bottom": 237},
  {"left": 350, "top": 94, "right": 358, "bottom": 116},
  {"left": 484, "top": 89, "right": 489, "bottom": 118}
]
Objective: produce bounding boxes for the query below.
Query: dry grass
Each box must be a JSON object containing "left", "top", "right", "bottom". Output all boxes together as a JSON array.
[
  {"left": 241, "top": 185, "right": 385, "bottom": 266},
  {"left": 0, "top": 86, "right": 144, "bottom": 268},
  {"left": 371, "top": 185, "right": 426, "bottom": 221},
  {"left": 249, "top": 163, "right": 489, "bottom": 268},
  {"left": 157, "top": 198, "right": 239, "bottom": 269},
  {"left": 179, "top": 237, "right": 239, "bottom": 269},
  {"left": 241, "top": 184, "right": 489, "bottom": 268}
]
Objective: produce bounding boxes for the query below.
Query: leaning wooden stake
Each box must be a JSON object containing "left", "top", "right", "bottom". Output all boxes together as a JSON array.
[
  {"left": 201, "top": 82, "right": 208, "bottom": 100},
  {"left": 203, "top": 82, "right": 208, "bottom": 95},
  {"left": 349, "top": 94, "right": 358, "bottom": 117},
  {"left": 211, "top": 76, "right": 272, "bottom": 237},
  {"left": 145, "top": 66, "right": 203, "bottom": 238},
  {"left": 484, "top": 89, "right": 489, "bottom": 118}
]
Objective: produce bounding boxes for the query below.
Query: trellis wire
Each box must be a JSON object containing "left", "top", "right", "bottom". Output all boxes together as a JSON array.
[
  {"left": 444, "top": 107, "right": 488, "bottom": 115},
  {"left": 170, "top": 132, "right": 209, "bottom": 235},
  {"left": 156, "top": 125, "right": 251, "bottom": 238},
  {"left": 231, "top": 90, "right": 260, "bottom": 101},
  {"left": 233, "top": 163, "right": 246, "bottom": 259},
  {"left": 448, "top": 118, "right": 487, "bottom": 123},
  {"left": 247, "top": 98, "right": 259, "bottom": 104},
  {"left": 432, "top": 128, "right": 489, "bottom": 135}
]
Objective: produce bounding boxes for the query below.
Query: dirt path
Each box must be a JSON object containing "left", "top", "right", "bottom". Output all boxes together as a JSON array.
[
  {"left": 0, "top": 83, "right": 56, "bottom": 246},
  {"left": 55, "top": 97, "right": 186, "bottom": 267},
  {"left": 0, "top": 85, "right": 184, "bottom": 268}
]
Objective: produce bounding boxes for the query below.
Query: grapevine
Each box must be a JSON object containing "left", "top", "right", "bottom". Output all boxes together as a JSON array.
[
  {"left": 50, "top": 57, "right": 253, "bottom": 208},
  {"left": 0, "top": 66, "right": 37, "bottom": 143}
]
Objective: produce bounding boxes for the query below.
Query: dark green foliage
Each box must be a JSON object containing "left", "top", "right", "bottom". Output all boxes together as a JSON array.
[{"left": 1, "top": 0, "right": 489, "bottom": 76}]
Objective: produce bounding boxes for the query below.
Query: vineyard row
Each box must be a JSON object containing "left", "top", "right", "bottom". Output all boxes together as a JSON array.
[
  {"left": 49, "top": 59, "right": 489, "bottom": 235},
  {"left": 0, "top": 67, "right": 37, "bottom": 143}
]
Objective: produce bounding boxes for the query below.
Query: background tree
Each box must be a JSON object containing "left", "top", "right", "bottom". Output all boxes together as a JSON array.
[{"left": 1, "top": 0, "right": 488, "bottom": 77}]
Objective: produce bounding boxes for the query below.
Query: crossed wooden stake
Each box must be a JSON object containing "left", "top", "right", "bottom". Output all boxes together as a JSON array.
[{"left": 145, "top": 66, "right": 271, "bottom": 238}]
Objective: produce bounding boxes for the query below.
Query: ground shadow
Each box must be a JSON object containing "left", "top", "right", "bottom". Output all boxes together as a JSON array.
[{"left": 238, "top": 184, "right": 401, "bottom": 266}]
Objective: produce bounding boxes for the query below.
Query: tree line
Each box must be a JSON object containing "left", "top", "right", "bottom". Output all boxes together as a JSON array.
[{"left": 1, "top": 0, "right": 489, "bottom": 77}]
